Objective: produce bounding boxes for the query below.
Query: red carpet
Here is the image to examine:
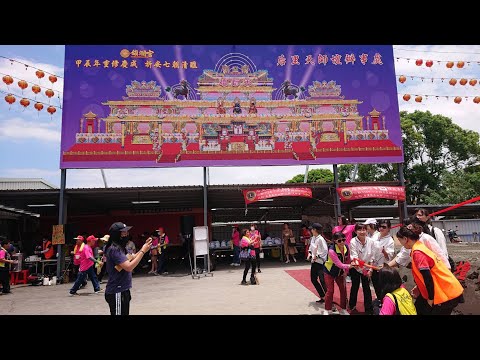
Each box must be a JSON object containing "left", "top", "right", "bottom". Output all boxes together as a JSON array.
[{"left": 285, "top": 269, "right": 373, "bottom": 313}]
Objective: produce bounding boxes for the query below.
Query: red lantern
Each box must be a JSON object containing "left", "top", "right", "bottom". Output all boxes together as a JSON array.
[
  {"left": 473, "top": 97, "right": 480, "bottom": 104},
  {"left": 457, "top": 61, "right": 465, "bottom": 68},
  {"left": 45, "top": 89, "right": 54, "bottom": 98},
  {"left": 18, "top": 80, "right": 28, "bottom": 90},
  {"left": 415, "top": 96, "right": 422, "bottom": 103},
  {"left": 32, "top": 85, "right": 41, "bottom": 94},
  {"left": 399, "top": 75, "right": 406, "bottom": 84},
  {"left": 20, "top": 98, "right": 30, "bottom": 108},
  {"left": 446, "top": 61, "right": 454, "bottom": 68},
  {"left": 449, "top": 79, "right": 457, "bottom": 86},
  {"left": 48, "top": 75, "right": 58, "bottom": 84},
  {"left": 415, "top": 59, "right": 423, "bottom": 66},
  {"left": 4, "top": 94, "right": 15, "bottom": 105},
  {"left": 403, "top": 94, "right": 411, "bottom": 101},
  {"left": 47, "top": 106, "right": 56, "bottom": 115},
  {"left": 34, "top": 102, "right": 44, "bottom": 112},
  {"left": 2, "top": 75, "right": 13, "bottom": 86},
  {"left": 469, "top": 79, "right": 477, "bottom": 86},
  {"left": 425, "top": 60, "right": 433, "bottom": 67},
  {"left": 454, "top": 97, "right": 462, "bottom": 104},
  {"left": 36, "top": 70, "right": 45, "bottom": 79},
  {"left": 459, "top": 78, "right": 468, "bottom": 86}
]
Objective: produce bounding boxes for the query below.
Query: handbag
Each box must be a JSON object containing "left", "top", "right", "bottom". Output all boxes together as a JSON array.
[
  {"left": 288, "top": 237, "right": 296, "bottom": 246},
  {"left": 239, "top": 249, "right": 250, "bottom": 260}
]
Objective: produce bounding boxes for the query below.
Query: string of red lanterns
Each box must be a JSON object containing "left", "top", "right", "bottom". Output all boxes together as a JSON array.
[
  {"left": 398, "top": 74, "right": 479, "bottom": 86},
  {"left": 0, "top": 88, "right": 61, "bottom": 115},
  {"left": 395, "top": 57, "right": 479, "bottom": 68},
  {"left": 399, "top": 93, "right": 480, "bottom": 104},
  {"left": 1, "top": 71, "right": 63, "bottom": 95}
]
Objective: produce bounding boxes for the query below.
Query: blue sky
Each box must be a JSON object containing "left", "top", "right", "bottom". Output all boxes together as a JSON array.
[{"left": 1, "top": 45, "right": 480, "bottom": 188}]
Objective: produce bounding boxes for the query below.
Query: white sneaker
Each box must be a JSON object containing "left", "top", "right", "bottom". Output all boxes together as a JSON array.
[
  {"left": 322, "top": 309, "right": 332, "bottom": 315},
  {"left": 339, "top": 309, "right": 350, "bottom": 315},
  {"left": 94, "top": 289, "right": 103, "bottom": 294}
]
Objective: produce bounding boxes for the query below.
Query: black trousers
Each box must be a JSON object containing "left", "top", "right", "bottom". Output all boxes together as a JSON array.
[
  {"left": 415, "top": 295, "right": 463, "bottom": 315},
  {"left": 105, "top": 289, "right": 131, "bottom": 315},
  {"left": 371, "top": 270, "right": 382, "bottom": 300},
  {"left": 242, "top": 258, "right": 257, "bottom": 282},
  {"left": 0, "top": 269, "right": 10, "bottom": 293},
  {"left": 310, "top": 262, "right": 327, "bottom": 298},
  {"left": 349, "top": 269, "right": 373, "bottom": 313},
  {"left": 157, "top": 251, "right": 168, "bottom": 274},
  {"left": 254, "top": 248, "right": 261, "bottom": 270}
]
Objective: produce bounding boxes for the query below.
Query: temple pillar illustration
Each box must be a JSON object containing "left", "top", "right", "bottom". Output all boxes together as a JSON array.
[{"left": 121, "top": 121, "right": 125, "bottom": 148}]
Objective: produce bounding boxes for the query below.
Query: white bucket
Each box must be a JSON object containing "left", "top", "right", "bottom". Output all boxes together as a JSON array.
[
  {"left": 43, "top": 277, "right": 49, "bottom": 286},
  {"left": 52, "top": 276, "right": 57, "bottom": 285}
]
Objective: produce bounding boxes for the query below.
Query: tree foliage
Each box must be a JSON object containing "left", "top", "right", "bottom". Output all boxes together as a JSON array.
[{"left": 286, "top": 168, "right": 334, "bottom": 183}]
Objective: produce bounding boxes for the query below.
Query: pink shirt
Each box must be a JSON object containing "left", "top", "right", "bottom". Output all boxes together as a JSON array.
[
  {"left": 231, "top": 230, "right": 240, "bottom": 247},
  {"left": 240, "top": 236, "right": 255, "bottom": 257},
  {"left": 0, "top": 249, "right": 6, "bottom": 268},
  {"left": 328, "top": 248, "right": 351, "bottom": 271},
  {"left": 79, "top": 244, "right": 94, "bottom": 272},
  {"left": 333, "top": 224, "right": 356, "bottom": 246},
  {"left": 250, "top": 230, "right": 261, "bottom": 249}
]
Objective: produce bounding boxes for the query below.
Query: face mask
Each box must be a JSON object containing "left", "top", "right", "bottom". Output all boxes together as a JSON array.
[{"left": 250, "top": 227, "right": 255, "bottom": 231}]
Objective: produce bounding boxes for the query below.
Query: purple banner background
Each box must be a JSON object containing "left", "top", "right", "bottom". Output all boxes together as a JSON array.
[{"left": 60, "top": 45, "right": 403, "bottom": 169}]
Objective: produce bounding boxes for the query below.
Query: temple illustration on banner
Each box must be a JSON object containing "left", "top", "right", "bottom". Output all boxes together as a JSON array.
[{"left": 62, "top": 54, "right": 402, "bottom": 165}]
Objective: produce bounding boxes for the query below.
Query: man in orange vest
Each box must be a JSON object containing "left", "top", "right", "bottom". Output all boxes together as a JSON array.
[{"left": 37, "top": 236, "right": 55, "bottom": 260}]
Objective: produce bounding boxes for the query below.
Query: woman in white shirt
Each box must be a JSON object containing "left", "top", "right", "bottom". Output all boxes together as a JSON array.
[
  {"left": 349, "top": 223, "right": 376, "bottom": 314},
  {"left": 371, "top": 219, "right": 395, "bottom": 300}
]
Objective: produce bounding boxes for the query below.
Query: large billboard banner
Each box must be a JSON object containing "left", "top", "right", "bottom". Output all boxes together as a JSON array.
[{"left": 60, "top": 45, "right": 403, "bottom": 169}]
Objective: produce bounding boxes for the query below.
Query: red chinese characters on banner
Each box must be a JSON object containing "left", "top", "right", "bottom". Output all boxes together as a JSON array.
[
  {"left": 337, "top": 186, "right": 405, "bottom": 202},
  {"left": 243, "top": 187, "right": 313, "bottom": 204}
]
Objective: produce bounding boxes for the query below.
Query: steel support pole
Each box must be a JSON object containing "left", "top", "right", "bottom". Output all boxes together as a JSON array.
[
  {"left": 203, "top": 167, "right": 209, "bottom": 272},
  {"left": 398, "top": 163, "right": 409, "bottom": 221},
  {"left": 333, "top": 164, "right": 341, "bottom": 219},
  {"left": 56, "top": 169, "right": 67, "bottom": 279}
]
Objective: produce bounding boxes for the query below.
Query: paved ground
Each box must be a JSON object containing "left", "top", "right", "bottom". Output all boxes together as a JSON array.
[
  {"left": 1, "top": 260, "right": 329, "bottom": 315},
  {"left": 2, "top": 242, "right": 478, "bottom": 315}
]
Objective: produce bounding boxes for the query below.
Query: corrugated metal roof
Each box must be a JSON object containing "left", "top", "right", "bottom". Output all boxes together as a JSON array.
[{"left": 0, "top": 178, "right": 58, "bottom": 190}]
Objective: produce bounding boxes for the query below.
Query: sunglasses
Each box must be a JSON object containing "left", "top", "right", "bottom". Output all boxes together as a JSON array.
[
  {"left": 379, "top": 225, "right": 389, "bottom": 229},
  {"left": 336, "top": 239, "right": 346, "bottom": 243}
]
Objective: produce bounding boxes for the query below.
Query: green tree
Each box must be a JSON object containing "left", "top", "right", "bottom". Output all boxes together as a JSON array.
[
  {"left": 424, "top": 169, "right": 477, "bottom": 204},
  {"left": 338, "top": 110, "right": 480, "bottom": 204},
  {"left": 286, "top": 168, "right": 334, "bottom": 183}
]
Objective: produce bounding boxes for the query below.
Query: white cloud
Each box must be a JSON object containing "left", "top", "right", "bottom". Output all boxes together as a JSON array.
[
  {"left": 0, "top": 117, "right": 60, "bottom": 142},
  {"left": 0, "top": 117, "right": 60, "bottom": 143}
]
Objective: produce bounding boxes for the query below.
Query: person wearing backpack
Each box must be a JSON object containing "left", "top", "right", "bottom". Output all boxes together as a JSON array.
[{"left": 373, "top": 265, "right": 416, "bottom": 315}]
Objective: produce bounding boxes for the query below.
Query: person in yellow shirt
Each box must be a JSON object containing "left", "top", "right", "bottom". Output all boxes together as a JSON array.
[{"left": 373, "top": 265, "right": 416, "bottom": 315}]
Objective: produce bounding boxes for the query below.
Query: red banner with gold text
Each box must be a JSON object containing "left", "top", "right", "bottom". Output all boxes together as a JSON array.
[
  {"left": 337, "top": 186, "right": 405, "bottom": 202},
  {"left": 243, "top": 187, "right": 312, "bottom": 204}
]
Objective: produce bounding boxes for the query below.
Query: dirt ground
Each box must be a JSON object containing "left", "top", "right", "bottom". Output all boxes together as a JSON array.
[{"left": 396, "top": 241, "right": 480, "bottom": 315}]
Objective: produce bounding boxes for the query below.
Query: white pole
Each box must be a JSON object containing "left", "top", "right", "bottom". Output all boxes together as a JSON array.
[{"left": 100, "top": 169, "right": 108, "bottom": 188}]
